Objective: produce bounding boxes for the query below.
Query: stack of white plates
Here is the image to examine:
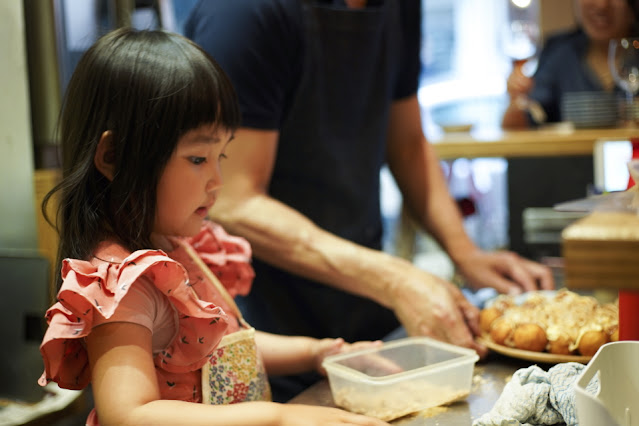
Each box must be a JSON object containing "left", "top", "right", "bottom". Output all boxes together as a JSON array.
[{"left": 560, "top": 91, "right": 619, "bottom": 128}]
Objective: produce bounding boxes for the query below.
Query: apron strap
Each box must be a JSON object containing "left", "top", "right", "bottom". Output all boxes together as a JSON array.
[{"left": 174, "top": 239, "right": 248, "bottom": 326}]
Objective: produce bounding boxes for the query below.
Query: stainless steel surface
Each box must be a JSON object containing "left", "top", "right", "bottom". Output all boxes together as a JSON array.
[
  {"left": 290, "top": 353, "right": 537, "bottom": 425},
  {"left": 0, "top": 250, "right": 50, "bottom": 403}
]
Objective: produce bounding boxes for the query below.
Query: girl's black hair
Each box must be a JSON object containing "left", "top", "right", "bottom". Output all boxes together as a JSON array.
[{"left": 43, "top": 28, "right": 240, "bottom": 289}]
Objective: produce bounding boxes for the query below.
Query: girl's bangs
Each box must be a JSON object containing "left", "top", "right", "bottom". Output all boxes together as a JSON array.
[{"left": 166, "top": 47, "right": 240, "bottom": 137}]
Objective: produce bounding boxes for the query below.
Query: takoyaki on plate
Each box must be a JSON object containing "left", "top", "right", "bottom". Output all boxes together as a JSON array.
[{"left": 478, "top": 289, "right": 617, "bottom": 364}]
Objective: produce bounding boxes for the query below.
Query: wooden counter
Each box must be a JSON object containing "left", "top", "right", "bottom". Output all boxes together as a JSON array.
[{"left": 431, "top": 127, "right": 638, "bottom": 160}]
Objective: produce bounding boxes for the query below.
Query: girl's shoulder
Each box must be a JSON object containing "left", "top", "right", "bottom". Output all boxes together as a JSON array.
[
  {"left": 56, "top": 244, "right": 189, "bottom": 327},
  {"left": 40, "top": 236, "right": 231, "bottom": 390}
]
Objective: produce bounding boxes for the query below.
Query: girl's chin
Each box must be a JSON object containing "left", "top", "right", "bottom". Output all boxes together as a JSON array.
[
  {"left": 151, "top": 224, "right": 202, "bottom": 249},
  {"left": 177, "top": 224, "right": 204, "bottom": 239}
]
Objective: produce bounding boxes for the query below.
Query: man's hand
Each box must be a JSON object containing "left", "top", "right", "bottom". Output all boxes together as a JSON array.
[
  {"left": 387, "top": 266, "right": 488, "bottom": 358},
  {"left": 455, "top": 249, "right": 554, "bottom": 295}
]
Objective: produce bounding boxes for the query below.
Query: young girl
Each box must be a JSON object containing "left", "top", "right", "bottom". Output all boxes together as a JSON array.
[{"left": 39, "top": 28, "right": 389, "bottom": 426}]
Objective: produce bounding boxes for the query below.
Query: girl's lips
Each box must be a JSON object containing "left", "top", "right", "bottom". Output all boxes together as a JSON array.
[{"left": 196, "top": 206, "right": 209, "bottom": 217}]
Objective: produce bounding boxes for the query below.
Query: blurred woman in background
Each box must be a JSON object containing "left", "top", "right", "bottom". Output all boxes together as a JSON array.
[{"left": 502, "top": 0, "right": 638, "bottom": 128}]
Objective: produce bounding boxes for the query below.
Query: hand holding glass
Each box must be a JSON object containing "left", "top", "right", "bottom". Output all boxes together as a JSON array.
[{"left": 502, "top": 20, "right": 546, "bottom": 123}]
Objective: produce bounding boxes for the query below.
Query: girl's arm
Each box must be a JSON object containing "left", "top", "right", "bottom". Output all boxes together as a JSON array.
[
  {"left": 255, "top": 331, "right": 382, "bottom": 377},
  {"left": 86, "top": 322, "right": 388, "bottom": 426}
]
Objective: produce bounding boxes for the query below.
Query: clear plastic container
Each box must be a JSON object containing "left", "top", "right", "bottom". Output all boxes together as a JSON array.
[
  {"left": 575, "top": 341, "right": 639, "bottom": 426},
  {"left": 322, "top": 337, "right": 479, "bottom": 421}
]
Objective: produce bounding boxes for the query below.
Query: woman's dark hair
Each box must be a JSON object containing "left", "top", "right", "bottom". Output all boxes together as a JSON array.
[{"left": 43, "top": 28, "right": 240, "bottom": 289}]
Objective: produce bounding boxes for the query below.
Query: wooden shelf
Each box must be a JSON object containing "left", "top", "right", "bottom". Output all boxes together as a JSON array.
[{"left": 431, "top": 127, "right": 638, "bottom": 160}]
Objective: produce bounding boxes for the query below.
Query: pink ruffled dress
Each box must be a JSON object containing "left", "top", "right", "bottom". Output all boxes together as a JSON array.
[{"left": 38, "top": 221, "right": 255, "bottom": 424}]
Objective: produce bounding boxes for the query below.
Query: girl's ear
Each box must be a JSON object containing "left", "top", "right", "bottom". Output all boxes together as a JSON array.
[{"left": 94, "top": 130, "right": 116, "bottom": 181}]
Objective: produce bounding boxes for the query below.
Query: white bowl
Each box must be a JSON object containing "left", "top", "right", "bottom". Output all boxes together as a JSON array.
[{"left": 575, "top": 341, "right": 639, "bottom": 426}]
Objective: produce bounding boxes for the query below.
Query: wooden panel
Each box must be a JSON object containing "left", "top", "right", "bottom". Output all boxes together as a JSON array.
[
  {"left": 539, "top": 0, "right": 576, "bottom": 41},
  {"left": 33, "top": 168, "right": 61, "bottom": 300},
  {"left": 564, "top": 274, "right": 639, "bottom": 290},
  {"left": 562, "top": 212, "right": 639, "bottom": 290}
]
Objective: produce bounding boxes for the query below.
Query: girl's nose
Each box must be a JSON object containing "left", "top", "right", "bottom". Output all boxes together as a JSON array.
[{"left": 206, "top": 163, "right": 223, "bottom": 192}]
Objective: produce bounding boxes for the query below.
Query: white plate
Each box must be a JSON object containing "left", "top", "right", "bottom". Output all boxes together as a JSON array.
[{"left": 479, "top": 335, "right": 591, "bottom": 364}]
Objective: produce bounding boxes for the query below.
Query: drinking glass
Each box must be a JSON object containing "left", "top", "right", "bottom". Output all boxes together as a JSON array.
[
  {"left": 502, "top": 19, "right": 546, "bottom": 123},
  {"left": 502, "top": 19, "right": 539, "bottom": 74},
  {"left": 609, "top": 37, "right": 639, "bottom": 127}
]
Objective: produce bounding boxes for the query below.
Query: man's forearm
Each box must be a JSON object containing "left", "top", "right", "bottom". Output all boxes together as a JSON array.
[
  {"left": 389, "top": 135, "right": 477, "bottom": 265},
  {"left": 386, "top": 96, "right": 478, "bottom": 264},
  {"left": 210, "top": 193, "right": 406, "bottom": 308}
]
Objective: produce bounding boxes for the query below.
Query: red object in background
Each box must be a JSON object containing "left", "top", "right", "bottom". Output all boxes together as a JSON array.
[
  {"left": 619, "top": 137, "right": 639, "bottom": 341},
  {"left": 619, "top": 292, "right": 639, "bottom": 340},
  {"left": 456, "top": 197, "right": 477, "bottom": 217},
  {"left": 627, "top": 137, "right": 639, "bottom": 188}
]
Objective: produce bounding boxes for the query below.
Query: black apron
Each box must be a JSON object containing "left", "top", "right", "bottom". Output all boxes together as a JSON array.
[{"left": 237, "top": 0, "right": 404, "bottom": 401}]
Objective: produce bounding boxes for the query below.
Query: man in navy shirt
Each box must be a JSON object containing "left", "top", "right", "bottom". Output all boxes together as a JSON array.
[{"left": 186, "top": 0, "right": 553, "bottom": 401}]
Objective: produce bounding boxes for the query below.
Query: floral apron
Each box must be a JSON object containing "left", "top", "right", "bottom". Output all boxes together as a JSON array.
[{"left": 178, "top": 241, "right": 272, "bottom": 404}]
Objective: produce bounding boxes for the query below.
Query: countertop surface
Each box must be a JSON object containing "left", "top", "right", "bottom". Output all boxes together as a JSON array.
[
  {"left": 430, "top": 126, "right": 638, "bottom": 160},
  {"left": 289, "top": 352, "right": 553, "bottom": 426}
]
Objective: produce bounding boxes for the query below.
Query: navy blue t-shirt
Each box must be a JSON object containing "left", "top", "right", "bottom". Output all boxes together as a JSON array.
[{"left": 184, "top": 0, "right": 420, "bottom": 130}]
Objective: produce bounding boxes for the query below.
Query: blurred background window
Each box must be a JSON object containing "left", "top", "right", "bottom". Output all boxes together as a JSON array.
[
  {"left": 53, "top": 0, "right": 198, "bottom": 95},
  {"left": 419, "top": 0, "right": 539, "bottom": 135}
]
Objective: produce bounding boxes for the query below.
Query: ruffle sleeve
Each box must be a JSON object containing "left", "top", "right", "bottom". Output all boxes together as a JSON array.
[
  {"left": 172, "top": 221, "right": 254, "bottom": 299},
  {"left": 39, "top": 249, "right": 230, "bottom": 391}
]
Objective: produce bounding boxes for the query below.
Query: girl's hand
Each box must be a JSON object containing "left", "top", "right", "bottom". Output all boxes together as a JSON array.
[
  {"left": 313, "top": 338, "right": 405, "bottom": 377},
  {"left": 312, "top": 338, "right": 381, "bottom": 375},
  {"left": 279, "top": 404, "right": 390, "bottom": 425}
]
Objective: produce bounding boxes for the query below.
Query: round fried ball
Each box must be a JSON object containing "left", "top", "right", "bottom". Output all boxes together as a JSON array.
[
  {"left": 547, "top": 335, "right": 575, "bottom": 355},
  {"left": 490, "top": 317, "right": 513, "bottom": 346},
  {"left": 512, "top": 323, "right": 548, "bottom": 352},
  {"left": 480, "top": 307, "right": 502, "bottom": 333},
  {"left": 491, "top": 296, "right": 515, "bottom": 312},
  {"left": 609, "top": 326, "right": 619, "bottom": 342},
  {"left": 578, "top": 330, "right": 608, "bottom": 356}
]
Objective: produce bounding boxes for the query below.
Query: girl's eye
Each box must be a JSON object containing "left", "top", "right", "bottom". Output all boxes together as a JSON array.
[
  {"left": 189, "top": 156, "right": 206, "bottom": 165},
  {"left": 219, "top": 153, "right": 228, "bottom": 160}
]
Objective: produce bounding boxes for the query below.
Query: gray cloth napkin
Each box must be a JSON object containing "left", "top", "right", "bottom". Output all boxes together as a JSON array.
[{"left": 473, "top": 362, "right": 598, "bottom": 426}]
